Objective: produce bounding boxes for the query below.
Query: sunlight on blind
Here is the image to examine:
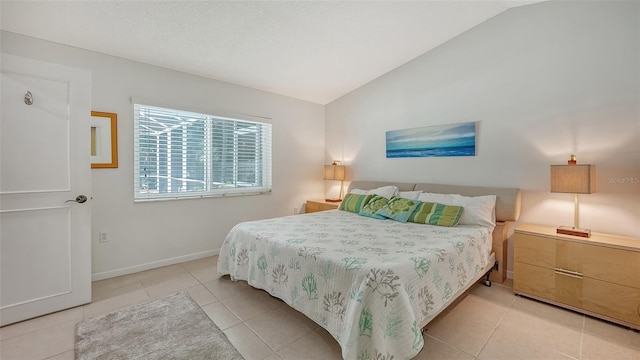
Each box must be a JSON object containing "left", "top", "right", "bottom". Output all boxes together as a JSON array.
[{"left": 134, "top": 104, "right": 272, "bottom": 201}]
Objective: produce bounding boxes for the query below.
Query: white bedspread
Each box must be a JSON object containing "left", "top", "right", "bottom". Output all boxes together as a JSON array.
[{"left": 217, "top": 210, "right": 492, "bottom": 360}]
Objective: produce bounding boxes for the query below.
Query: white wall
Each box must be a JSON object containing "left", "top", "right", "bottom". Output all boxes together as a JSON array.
[
  {"left": 1, "top": 31, "right": 326, "bottom": 280},
  {"left": 325, "top": 1, "right": 640, "bottom": 274}
]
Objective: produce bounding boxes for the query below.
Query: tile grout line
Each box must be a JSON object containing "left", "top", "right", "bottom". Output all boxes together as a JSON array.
[
  {"left": 236, "top": 298, "right": 287, "bottom": 356},
  {"left": 220, "top": 307, "right": 281, "bottom": 359},
  {"left": 241, "top": 316, "right": 282, "bottom": 357},
  {"left": 201, "top": 260, "right": 280, "bottom": 357},
  {"left": 472, "top": 290, "right": 518, "bottom": 358},
  {"left": 217, "top": 290, "right": 308, "bottom": 359},
  {"left": 141, "top": 277, "right": 152, "bottom": 301},
  {"left": 578, "top": 315, "right": 586, "bottom": 360},
  {"left": 203, "top": 293, "right": 277, "bottom": 358},
  {"left": 424, "top": 333, "right": 478, "bottom": 359}
]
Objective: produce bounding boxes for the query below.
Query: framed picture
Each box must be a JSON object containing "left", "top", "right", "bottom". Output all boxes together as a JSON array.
[
  {"left": 386, "top": 121, "right": 476, "bottom": 158},
  {"left": 91, "top": 111, "right": 118, "bottom": 168}
]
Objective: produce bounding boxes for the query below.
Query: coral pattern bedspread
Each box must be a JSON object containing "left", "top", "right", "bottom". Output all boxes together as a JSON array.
[{"left": 217, "top": 210, "right": 492, "bottom": 359}]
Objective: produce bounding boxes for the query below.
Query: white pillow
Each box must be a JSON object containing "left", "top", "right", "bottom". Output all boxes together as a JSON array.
[
  {"left": 452, "top": 194, "right": 496, "bottom": 229},
  {"left": 418, "top": 192, "right": 497, "bottom": 229},
  {"left": 349, "top": 189, "right": 368, "bottom": 195},
  {"left": 418, "top": 192, "right": 454, "bottom": 204},
  {"left": 350, "top": 186, "right": 398, "bottom": 199},
  {"left": 397, "top": 190, "right": 423, "bottom": 200}
]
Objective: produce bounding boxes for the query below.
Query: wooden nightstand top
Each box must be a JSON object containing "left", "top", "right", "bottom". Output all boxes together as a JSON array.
[
  {"left": 515, "top": 223, "right": 640, "bottom": 252},
  {"left": 307, "top": 199, "right": 341, "bottom": 206},
  {"left": 305, "top": 199, "right": 340, "bottom": 213}
]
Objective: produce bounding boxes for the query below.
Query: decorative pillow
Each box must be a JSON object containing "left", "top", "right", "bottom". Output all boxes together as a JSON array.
[
  {"left": 418, "top": 192, "right": 496, "bottom": 228},
  {"left": 451, "top": 194, "right": 496, "bottom": 229},
  {"left": 349, "top": 186, "right": 398, "bottom": 199},
  {"left": 338, "top": 193, "right": 373, "bottom": 213},
  {"left": 374, "top": 196, "right": 421, "bottom": 223},
  {"left": 397, "top": 190, "right": 422, "bottom": 200},
  {"left": 358, "top": 195, "right": 389, "bottom": 219},
  {"left": 408, "top": 202, "right": 464, "bottom": 227}
]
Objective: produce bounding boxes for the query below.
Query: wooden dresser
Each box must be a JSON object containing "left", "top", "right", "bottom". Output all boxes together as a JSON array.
[
  {"left": 514, "top": 223, "right": 640, "bottom": 330},
  {"left": 305, "top": 199, "right": 340, "bottom": 213}
]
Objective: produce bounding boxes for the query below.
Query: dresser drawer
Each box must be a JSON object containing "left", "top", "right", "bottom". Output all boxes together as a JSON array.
[
  {"left": 514, "top": 262, "right": 555, "bottom": 299},
  {"left": 579, "top": 244, "right": 640, "bottom": 289},
  {"left": 514, "top": 233, "right": 555, "bottom": 268},
  {"left": 514, "top": 261, "right": 583, "bottom": 309},
  {"left": 582, "top": 277, "right": 640, "bottom": 326}
]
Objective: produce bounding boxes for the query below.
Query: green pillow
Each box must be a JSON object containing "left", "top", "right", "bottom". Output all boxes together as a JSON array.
[
  {"left": 339, "top": 193, "right": 373, "bottom": 213},
  {"left": 375, "top": 196, "right": 421, "bottom": 223},
  {"left": 408, "top": 202, "right": 464, "bottom": 227},
  {"left": 359, "top": 195, "right": 389, "bottom": 219}
]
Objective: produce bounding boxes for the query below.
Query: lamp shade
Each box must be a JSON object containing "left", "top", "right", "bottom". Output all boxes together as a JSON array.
[
  {"left": 550, "top": 164, "right": 595, "bottom": 194},
  {"left": 324, "top": 164, "right": 345, "bottom": 181}
]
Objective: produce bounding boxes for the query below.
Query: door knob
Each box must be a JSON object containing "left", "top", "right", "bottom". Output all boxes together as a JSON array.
[{"left": 65, "top": 195, "right": 88, "bottom": 204}]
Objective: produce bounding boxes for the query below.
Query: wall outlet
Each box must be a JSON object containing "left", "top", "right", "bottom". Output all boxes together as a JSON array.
[{"left": 99, "top": 232, "right": 108, "bottom": 243}]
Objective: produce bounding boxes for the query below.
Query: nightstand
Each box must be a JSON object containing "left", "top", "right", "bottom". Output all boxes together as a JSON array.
[
  {"left": 305, "top": 199, "right": 340, "bottom": 213},
  {"left": 513, "top": 223, "right": 640, "bottom": 330}
]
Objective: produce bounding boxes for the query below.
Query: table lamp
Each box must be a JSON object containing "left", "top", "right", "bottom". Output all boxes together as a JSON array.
[
  {"left": 324, "top": 161, "right": 345, "bottom": 202},
  {"left": 550, "top": 155, "right": 595, "bottom": 237}
]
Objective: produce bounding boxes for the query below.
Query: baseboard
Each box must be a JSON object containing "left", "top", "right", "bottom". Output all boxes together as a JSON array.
[
  {"left": 91, "top": 249, "right": 220, "bottom": 281},
  {"left": 506, "top": 270, "right": 514, "bottom": 279}
]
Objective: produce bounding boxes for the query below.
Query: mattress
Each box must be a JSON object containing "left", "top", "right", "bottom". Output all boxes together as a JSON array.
[{"left": 217, "top": 210, "right": 493, "bottom": 359}]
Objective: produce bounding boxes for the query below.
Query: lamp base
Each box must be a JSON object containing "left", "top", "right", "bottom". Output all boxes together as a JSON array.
[
  {"left": 556, "top": 226, "right": 591, "bottom": 238},
  {"left": 325, "top": 198, "right": 342, "bottom": 203}
]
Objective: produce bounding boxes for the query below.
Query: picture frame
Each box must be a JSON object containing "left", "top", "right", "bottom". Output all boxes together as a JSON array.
[
  {"left": 91, "top": 111, "right": 118, "bottom": 168},
  {"left": 386, "top": 121, "right": 476, "bottom": 158}
]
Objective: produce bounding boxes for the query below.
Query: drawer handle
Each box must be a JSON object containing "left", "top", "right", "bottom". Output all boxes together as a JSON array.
[
  {"left": 554, "top": 268, "right": 583, "bottom": 277},
  {"left": 554, "top": 270, "right": 583, "bottom": 279}
]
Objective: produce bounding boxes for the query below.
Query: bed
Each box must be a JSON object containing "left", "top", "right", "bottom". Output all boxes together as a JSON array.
[{"left": 217, "top": 181, "right": 521, "bottom": 359}]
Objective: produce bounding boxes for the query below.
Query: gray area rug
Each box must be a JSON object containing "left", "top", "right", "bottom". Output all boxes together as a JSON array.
[{"left": 75, "top": 292, "right": 244, "bottom": 359}]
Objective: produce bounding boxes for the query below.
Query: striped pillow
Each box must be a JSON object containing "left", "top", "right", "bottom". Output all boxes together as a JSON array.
[
  {"left": 408, "top": 202, "right": 464, "bottom": 227},
  {"left": 338, "top": 193, "right": 373, "bottom": 213}
]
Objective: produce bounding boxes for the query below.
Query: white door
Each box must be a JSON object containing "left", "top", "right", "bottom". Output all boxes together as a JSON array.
[{"left": 0, "top": 54, "right": 92, "bottom": 326}]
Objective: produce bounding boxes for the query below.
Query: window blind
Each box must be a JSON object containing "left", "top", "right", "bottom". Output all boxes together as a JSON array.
[{"left": 134, "top": 104, "right": 272, "bottom": 201}]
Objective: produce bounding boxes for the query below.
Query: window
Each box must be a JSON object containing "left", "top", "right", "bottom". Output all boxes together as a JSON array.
[{"left": 134, "top": 104, "right": 272, "bottom": 201}]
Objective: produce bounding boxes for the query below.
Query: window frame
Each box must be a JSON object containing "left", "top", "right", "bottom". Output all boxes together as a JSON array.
[{"left": 133, "top": 103, "right": 272, "bottom": 202}]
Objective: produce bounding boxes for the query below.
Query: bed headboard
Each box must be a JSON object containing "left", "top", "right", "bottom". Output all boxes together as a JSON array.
[
  {"left": 347, "top": 181, "right": 417, "bottom": 193},
  {"left": 347, "top": 180, "right": 521, "bottom": 222}
]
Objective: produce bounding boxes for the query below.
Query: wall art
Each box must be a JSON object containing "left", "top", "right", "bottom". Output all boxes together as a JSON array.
[{"left": 386, "top": 121, "right": 476, "bottom": 158}]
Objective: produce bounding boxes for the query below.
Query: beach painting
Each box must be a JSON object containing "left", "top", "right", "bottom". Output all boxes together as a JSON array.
[{"left": 386, "top": 122, "right": 476, "bottom": 158}]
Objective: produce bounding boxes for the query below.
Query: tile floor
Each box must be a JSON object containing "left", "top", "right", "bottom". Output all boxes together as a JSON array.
[{"left": 1, "top": 256, "right": 639, "bottom": 360}]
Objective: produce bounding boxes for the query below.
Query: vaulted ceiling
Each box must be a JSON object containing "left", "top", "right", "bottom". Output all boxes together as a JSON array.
[{"left": 1, "top": 1, "right": 543, "bottom": 104}]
